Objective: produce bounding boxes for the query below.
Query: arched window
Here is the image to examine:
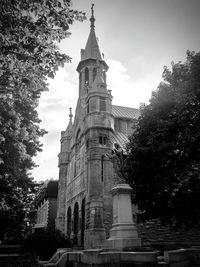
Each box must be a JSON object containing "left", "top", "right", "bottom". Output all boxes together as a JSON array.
[
  {"left": 81, "top": 199, "right": 85, "bottom": 245},
  {"left": 74, "top": 129, "right": 81, "bottom": 177},
  {"left": 85, "top": 67, "right": 89, "bottom": 85},
  {"left": 86, "top": 99, "right": 89, "bottom": 114},
  {"left": 75, "top": 129, "right": 81, "bottom": 152},
  {"left": 93, "top": 68, "right": 97, "bottom": 81},
  {"left": 76, "top": 129, "right": 81, "bottom": 142},
  {"left": 73, "top": 202, "right": 79, "bottom": 245},
  {"left": 67, "top": 207, "right": 72, "bottom": 237}
]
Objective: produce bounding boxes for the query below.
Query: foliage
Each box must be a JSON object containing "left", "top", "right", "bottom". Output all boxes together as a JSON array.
[
  {"left": 0, "top": 181, "right": 42, "bottom": 243},
  {"left": 127, "top": 51, "right": 200, "bottom": 226},
  {"left": 23, "top": 229, "right": 71, "bottom": 260},
  {"left": 0, "top": 0, "right": 85, "bottom": 242}
]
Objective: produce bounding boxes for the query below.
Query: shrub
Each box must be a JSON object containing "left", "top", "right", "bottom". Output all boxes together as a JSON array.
[{"left": 23, "top": 229, "right": 71, "bottom": 260}]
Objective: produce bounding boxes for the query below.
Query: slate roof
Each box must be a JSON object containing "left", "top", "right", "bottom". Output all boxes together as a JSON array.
[
  {"left": 111, "top": 131, "right": 129, "bottom": 149},
  {"left": 82, "top": 28, "right": 102, "bottom": 60},
  {"left": 112, "top": 105, "right": 140, "bottom": 120}
]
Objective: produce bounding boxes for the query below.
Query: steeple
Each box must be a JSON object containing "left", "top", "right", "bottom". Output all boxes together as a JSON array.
[
  {"left": 81, "top": 4, "right": 102, "bottom": 61},
  {"left": 76, "top": 4, "right": 109, "bottom": 98},
  {"left": 90, "top": 3, "right": 95, "bottom": 31},
  {"left": 64, "top": 107, "right": 73, "bottom": 136},
  {"left": 69, "top": 107, "right": 73, "bottom": 123}
]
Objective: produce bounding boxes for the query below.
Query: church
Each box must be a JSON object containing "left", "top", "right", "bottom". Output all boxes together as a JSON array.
[{"left": 55, "top": 5, "right": 140, "bottom": 249}]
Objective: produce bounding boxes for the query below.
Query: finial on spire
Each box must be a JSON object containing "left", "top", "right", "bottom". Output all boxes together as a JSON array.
[
  {"left": 69, "top": 107, "right": 73, "bottom": 122},
  {"left": 90, "top": 3, "right": 95, "bottom": 30},
  {"left": 91, "top": 3, "right": 94, "bottom": 16}
]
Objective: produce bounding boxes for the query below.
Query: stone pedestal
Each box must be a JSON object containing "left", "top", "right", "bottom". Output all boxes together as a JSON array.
[
  {"left": 106, "top": 183, "right": 141, "bottom": 250},
  {"left": 84, "top": 201, "right": 106, "bottom": 249},
  {"left": 84, "top": 228, "right": 106, "bottom": 249}
]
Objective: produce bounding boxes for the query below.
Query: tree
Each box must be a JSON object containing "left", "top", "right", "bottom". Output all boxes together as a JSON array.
[
  {"left": 0, "top": 0, "right": 86, "bottom": 242},
  {"left": 127, "top": 51, "right": 200, "bottom": 226},
  {"left": 23, "top": 229, "right": 71, "bottom": 260}
]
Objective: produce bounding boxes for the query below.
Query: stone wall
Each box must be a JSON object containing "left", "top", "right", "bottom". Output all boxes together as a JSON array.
[
  {"left": 137, "top": 219, "right": 200, "bottom": 247},
  {"left": 56, "top": 153, "right": 69, "bottom": 232},
  {"left": 102, "top": 157, "right": 114, "bottom": 238},
  {"left": 36, "top": 199, "right": 49, "bottom": 226},
  {"left": 48, "top": 199, "right": 57, "bottom": 229}
]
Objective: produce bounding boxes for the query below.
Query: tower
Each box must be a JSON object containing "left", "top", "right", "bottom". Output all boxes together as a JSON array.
[
  {"left": 56, "top": 108, "right": 73, "bottom": 232},
  {"left": 56, "top": 4, "right": 140, "bottom": 249},
  {"left": 76, "top": 4, "right": 114, "bottom": 248}
]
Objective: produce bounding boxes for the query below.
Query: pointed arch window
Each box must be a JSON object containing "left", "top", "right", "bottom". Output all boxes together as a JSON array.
[
  {"left": 67, "top": 207, "right": 72, "bottom": 237},
  {"left": 85, "top": 67, "right": 89, "bottom": 85},
  {"left": 81, "top": 199, "right": 85, "bottom": 245},
  {"left": 86, "top": 100, "right": 89, "bottom": 113},
  {"left": 99, "top": 135, "right": 107, "bottom": 145},
  {"left": 93, "top": 68, "right": 97, "bottom": 81},
  {"left": 75, "top": 130, "right": 81, "bottom": 150},
  {"left": 73, "top": 202, "right": 79, "bottom": 245},
  {"left": 74, "top": 129, "right": 81, "bottom": 177}
]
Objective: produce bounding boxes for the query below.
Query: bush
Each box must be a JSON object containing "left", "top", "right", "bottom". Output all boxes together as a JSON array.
[{"left": 23, "top": 229, "right": 71, "bottom": 260}]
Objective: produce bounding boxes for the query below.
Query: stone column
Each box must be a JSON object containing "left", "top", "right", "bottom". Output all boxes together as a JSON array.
[
  {"left": 56, "top": 150, "right": 69, "bottom": 233},
  {"left": 106, "top": 183, "right": 141, "bottom": 250},
  {"left": 84, "top": 200, "right": 106, "bottom": 249},
  {"left": 84, "top": 147, "right": 106, "bottom": 249}
]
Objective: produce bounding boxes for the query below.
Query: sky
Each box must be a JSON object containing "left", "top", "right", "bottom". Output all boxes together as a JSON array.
[{"left": 32, "top": 0, "right": 200, "bottom": 182}]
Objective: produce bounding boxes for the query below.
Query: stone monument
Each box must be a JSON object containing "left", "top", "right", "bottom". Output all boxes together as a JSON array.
[{"left": 106, "top": 143, "right": 141, "bottom": 249}]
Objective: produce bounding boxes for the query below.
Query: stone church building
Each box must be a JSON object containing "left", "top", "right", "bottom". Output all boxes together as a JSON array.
[{"left": 55, "top": 6, "right": 139, "bottom": 248}]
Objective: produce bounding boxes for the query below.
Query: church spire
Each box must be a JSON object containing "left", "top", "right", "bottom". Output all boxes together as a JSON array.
[
  {"left": 80, "top": 4, "right": 102, "bottom": 61},
  {"left": 64, "top": 107, "right": 73, "bottom": 135},
  {"left": 69, "top": 107, "right": 73, "bottom": 123},
  {"left": 90, "top": 3, "right": 95, "bottom": 30}
]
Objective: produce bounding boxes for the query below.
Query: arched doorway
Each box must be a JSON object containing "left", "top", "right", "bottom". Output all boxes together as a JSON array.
[
  {"left": 67, "top": 207, "right": 71, "bottom": 238},
  {"left": 73, "top": 202, "right": 79, "bottom": 245},
  {"left": 81, "top": 198, "right": 85, "bottom": 246}
]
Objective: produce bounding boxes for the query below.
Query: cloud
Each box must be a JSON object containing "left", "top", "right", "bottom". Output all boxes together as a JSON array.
[
  {"left": 32, "top": 58, "right": 162, "bottom": 181},
  {"left": 32, "top": 67, "right": 78, "bottom": 181},
  {"left": 107, "top": 59, "right": 161, "bottom": 108},
  {"left": 32, "top": 157, "right": 59, "bottom": 182},
  {"left": 38, "top": 67, "right": 79, "bottom": 130}
]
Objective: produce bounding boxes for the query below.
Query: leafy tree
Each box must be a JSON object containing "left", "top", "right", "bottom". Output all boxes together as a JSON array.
[
  {"left": 0, "top": 0, "right": 85, "bottom": 242},
  {"left": 127, "top": 51, "right": 200, "bottom": 226},
  {"left": 23, "top": 229, "right": 71, "bottom": 260}
]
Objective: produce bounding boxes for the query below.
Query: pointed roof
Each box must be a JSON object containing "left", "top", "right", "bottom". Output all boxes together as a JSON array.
[
  {"left": 81, "top": 4, "right": 102, "bottom": 61},
  {"left": 63, "top": 107, "right": 73, "bottom": 137}
]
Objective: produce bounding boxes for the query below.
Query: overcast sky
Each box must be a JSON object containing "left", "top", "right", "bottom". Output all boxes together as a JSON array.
[{"left": 32, "top": 0, "right": 200, "bottom": 182}]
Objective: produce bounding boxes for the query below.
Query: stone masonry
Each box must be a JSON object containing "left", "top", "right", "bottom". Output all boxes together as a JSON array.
[{"left": 55, "top": 5, "right": 139, "bottom": 249}]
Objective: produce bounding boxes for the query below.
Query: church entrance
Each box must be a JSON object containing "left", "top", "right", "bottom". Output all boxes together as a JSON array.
[
  {"left": 67, "top": 206, "right": 72, "bottom": 238},
  {"left": 81, "top": 198, "right": 85, "bottom": 246},
  {"left": 73, "top": 202, "right": 79, "bottom": 245}
]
